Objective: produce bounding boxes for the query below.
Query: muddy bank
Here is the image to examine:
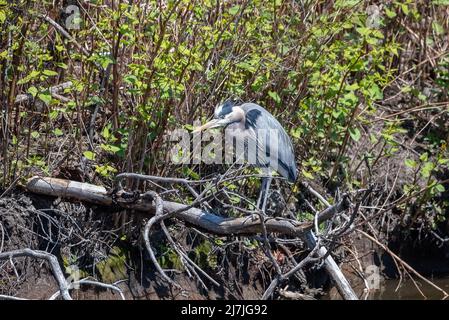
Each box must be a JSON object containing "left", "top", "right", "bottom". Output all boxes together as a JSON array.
[{"left": 0, "top": 190, "right": 280, "bottom": 300}]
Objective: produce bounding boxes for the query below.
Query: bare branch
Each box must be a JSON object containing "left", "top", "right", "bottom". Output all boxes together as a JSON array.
[
  {"left": 49, "top": 279, "right": 126, "bottom": 300},
  {"left": 14, "top": 81, "right": 72, "bottom": 105},
  {"left": 0, "top": 249, "right": 71, "bottom": 300},
  {"left": 142, "top": 191, "right": 181, "bottom": 289}
]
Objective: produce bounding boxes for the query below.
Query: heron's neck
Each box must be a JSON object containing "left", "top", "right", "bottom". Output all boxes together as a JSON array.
[
  {"left": 227, "top": 119, "right": 245, "bottom": 131},
  {"left": 231, "top": 106, "right": 246, "bottom": 129}
]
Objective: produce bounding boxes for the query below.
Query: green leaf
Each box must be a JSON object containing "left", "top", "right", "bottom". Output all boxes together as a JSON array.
[
  {"left": 401, "top": 3, "right": 409, "bottom": 15},
  {"left": 42, "top": 69, "right": 58, "bottom": 77},
  {"left": 435, "top": 184, "right": 445, "bottom": 192},
  {"left": 349, "top": 127, "right": 361, "bottom": 142},
  {"left": 417, "top": 92, "right": 427, "bottom": 101},
  {"left": 49, "top": 110, "right": 59, "bottom": 120},
  {"left": 268, "top": 91, "right": 281, "bottom": 104},
  {"left": 301, "top": 169, "right": 314, "bottom": 180},
  {"left": 346, "top": 82, "right": 359, "bottom": 91},
  {"left": 95, "top": 164, "right": 117, "bottom": 177},
  {"left": 102, "top": 126, "right": 110, "bottom": 139},
  {"left": 334, "top": 0, "right": 361, "bottom": 8},
  {"left": 27, "top": 86, "right": 38, "bottom": 97},
  {"left": 403, "top": 184, "right": 413, "bottom": 194},
  {"left": 38, "top": 92, "right": 52, "bottom": 105},
  {"left": 367, "top": 83, "right": 383, "bottom": 100},
  {"left": 228, "top": 5, "right": 240, "bottom": 15},
  {"left": 83, "top": 151, "right": 96, "bottom": 161},
  {"left": 236, "top": 61, "right": 256, "bottom": 73},
  {"left": 183, "top": 167, "right": 200, "bottom": 180},
  {"left": 404, "top": 159, "right": 417, "bottom": 168},
  {"left": 290, "top": 127, "right": 301, "bottom": 139},
  {"left": 124, "top": 74, "right": 138, "bottom": 85},
  {"left": 17, "top": 70, "right": 40, "bottom": 85},
  {"left": 432, "top": 21, "right": 444, "bottom": 35},
  {"left": 100, "top": 144, "right": 120, "bottom": 153},
  {"left": 421, "top": 162, "right": 435, "bottom": 178},
  {"left": 401, "top": 86, "right": 412, "bottom": 93},
  {"left": 0, "top": 10, "right": 6, "bottom": 24},
  {"left": 31, "top": 131, "right": 40, "bottom": 139},
  {"left": 356, "top": 27, "right": 371, "bottom": 37},
  {"left": 53, "top": 128, "right": 63, "bottom": 136},
  {"left": 56, "top": 62, "right": 68, "bottom": 69},
  {"left": 385, "top": 8, "right": 397, "bottom": 18},
  {"left": 419, "top": 152, "right": 429, "bottom": 162},
  {"left": 97, "top": 55, "right": 114, "bottom": 70}
]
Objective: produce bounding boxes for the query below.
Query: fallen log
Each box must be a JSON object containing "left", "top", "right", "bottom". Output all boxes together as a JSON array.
[{"left": 27, "top": 176, "right": 349, "bottom": 237}]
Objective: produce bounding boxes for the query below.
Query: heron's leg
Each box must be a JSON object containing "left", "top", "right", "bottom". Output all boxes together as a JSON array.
[
  {"left": 261, "top": 176, "right": 272, "bottom": 213},
  {"left": 256, "top": 177, "right": 267, "bottom": 210},
  {"left": 256, "top": 176, "right": 272, "bottom": 213}
]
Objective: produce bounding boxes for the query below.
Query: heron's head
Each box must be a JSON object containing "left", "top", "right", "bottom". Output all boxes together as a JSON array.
[{"left": 193, "top": 100, "right": 245, "bottom": 133}]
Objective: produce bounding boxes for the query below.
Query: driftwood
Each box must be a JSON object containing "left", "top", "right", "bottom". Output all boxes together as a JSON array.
[
  {"left": 305, "top": 232, "right": 358, "bottom": 300},
  {"left": 26, "top": 176, "right": 349, "bottom": 237},
  {"left": 301, "top": 181, "right": 359, "bottom": 300}
]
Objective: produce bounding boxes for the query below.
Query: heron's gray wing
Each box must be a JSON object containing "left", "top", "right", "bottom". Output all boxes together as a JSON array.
[
  {"left": 241, "top": 103, "right": 297, "bottom": 182},
  {"left": 241, "top": 124, "right": 271, "bottom": 169}
]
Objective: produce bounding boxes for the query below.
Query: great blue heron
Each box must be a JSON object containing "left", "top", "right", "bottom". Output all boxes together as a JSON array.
[{"left": 193, "top": 101, "right": 297, "bottom": 213}]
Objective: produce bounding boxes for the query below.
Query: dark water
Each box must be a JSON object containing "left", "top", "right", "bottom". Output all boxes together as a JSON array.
[{"left": 365, "top": 278, "right": 449, "bottom": 300}]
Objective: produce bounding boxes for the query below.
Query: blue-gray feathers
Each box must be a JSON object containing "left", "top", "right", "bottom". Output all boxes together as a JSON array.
[
  {"left": 212, "top": 101, "right": 297, "bottom": 182},
  {"left": 240, "top": 103, "right": 297, "bottom": 182}
]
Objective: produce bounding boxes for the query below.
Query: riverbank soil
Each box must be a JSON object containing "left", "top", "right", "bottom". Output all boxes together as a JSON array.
[{"left": 0, "top": 191, "right": 277, "bottom": 300}]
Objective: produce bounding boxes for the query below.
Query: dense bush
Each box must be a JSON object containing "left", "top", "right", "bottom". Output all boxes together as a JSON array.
[{"left": 1, "top": 0, "right": 449, "bottom": 230}]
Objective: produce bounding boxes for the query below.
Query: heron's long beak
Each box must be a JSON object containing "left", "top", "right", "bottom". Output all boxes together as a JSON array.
[{"left": 192, "top": 119, "right": 226, "bottom": 133}]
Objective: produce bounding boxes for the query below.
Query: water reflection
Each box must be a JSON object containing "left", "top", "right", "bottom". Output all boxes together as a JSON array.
[{"left": 365, "top": 278, "right": 449, "bottom": 300}]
